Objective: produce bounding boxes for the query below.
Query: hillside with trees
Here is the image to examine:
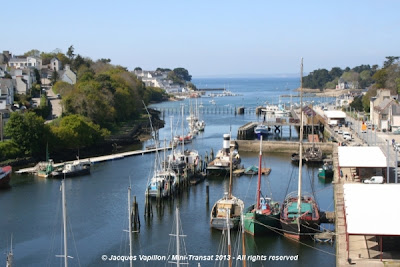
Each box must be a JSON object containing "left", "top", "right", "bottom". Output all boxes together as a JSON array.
[{"left": 2, "top": 46, "right": 174, "bottom": 162}]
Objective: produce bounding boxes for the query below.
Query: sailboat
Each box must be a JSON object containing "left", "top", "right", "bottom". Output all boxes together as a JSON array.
[
  {"left": 280, "top": 58, "right": 320, "bottom": 240},
  {"left": 243, "top": 136, "right": 280, "bottom": 235},
  {"left": 210, "top": 152, "right": 244, "bottom": 230},
  {"left": 304, "top": 104, "right": 323, "bottom": 163},
  {"left": 167, "top": 207, "right": 189, "bottom": 266}
]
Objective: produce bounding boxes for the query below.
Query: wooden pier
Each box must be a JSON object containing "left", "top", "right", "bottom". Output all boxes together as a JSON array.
[{"left": 16, "top": 146, "right": 172, "bottom": 174}]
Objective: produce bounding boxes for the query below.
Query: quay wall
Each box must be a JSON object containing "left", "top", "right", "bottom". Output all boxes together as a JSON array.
[{"left": 235, "top": 140, "right": 334, "bottom": 154}]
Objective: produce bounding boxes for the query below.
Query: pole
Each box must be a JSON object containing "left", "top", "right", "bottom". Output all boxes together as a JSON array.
[
  {"left": 394, "top": 148, "right": 398, "bottom": 184},
  {"left": 387, "top": 139, "right": 390, "bottom": 184},
  {"left": 62, "top": 179, "right": 68, "bottom": 267},
  {"left": 297, "top": 58, "right": 304, "bottom": 211},
  {"left": 176, "top": 207, "right": 180, "bottom": 267},
  {"left": 128, "top": 187, "right": 133, "bottom": 267}
]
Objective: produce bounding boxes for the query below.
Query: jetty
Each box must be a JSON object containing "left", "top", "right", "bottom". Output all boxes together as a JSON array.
[{"left": 15, "top": 146, "right": 172, "bottom": 174}]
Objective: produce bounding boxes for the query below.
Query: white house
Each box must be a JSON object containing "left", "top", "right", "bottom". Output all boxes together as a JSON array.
[
  {"left": 11, "top": 69, "right": 35, "bottom": 94},
  {"left": 50, "top": 58, "right": 62, "bottom": 71},
  {"left": 370, "top": 89, "right": 398, "bottom": 129},
  {"left": 8, "top": 56, "right": 42, "bottom": 69}
]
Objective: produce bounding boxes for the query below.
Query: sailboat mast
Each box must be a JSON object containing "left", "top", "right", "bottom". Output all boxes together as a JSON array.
[
  {"left": 228, "top": 145, "right": 233, "bottom": 199},
  {"left": 256, "top": 136, "right": 263, "bottom": 209},
  {"left": 297, "top": 58, "right": 304, "bottom": 211},
  {"left": 176, "top": 207, "right": 180, "bottom": 267},
  {"left": 128, "top": 187, "right": 133, "bottom": 267},
  {"left": 181, "top": 104, "right": 184, "bottom": 153},
  {"left": 62, "top": 179, "right": 68, "bottom": 267},
  {"left": 227, "top": 209, "right": 232, "bottom": 267}
]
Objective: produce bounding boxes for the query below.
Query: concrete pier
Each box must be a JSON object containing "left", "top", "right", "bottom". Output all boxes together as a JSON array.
[{"left": 236, "top": 140, "right": 333, "bottom": 154}]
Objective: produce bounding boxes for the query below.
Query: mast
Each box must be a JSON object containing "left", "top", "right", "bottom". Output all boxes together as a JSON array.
[
  {"left": 240, "top": 212, "right": 246, "bottom": 267},
  {"left": 62, "top": 179, "right": 68, "bottom": 267},
  {"left": 228, "top": 142, "right": 233, "bottom": 199},
  {"left": 297, "top": 58, "right": 304, "bottom": 211},
  {"left": 176, "top": 207, "right": 180, "bottom": 266},
  {"left": 227, "top": 209, "right": 232, "bottom": 267},
  {"left": 6, "top": 234, "right": 13, "bottom": 267},
  {"left": 256, "top": 135, "right": 263, "bottom": 209},
  {"left": 181, "top": 104, "right": 184, "bottom": 154},
  {"left": 128, "top": 187, "right": 133, "bottom": 267}
]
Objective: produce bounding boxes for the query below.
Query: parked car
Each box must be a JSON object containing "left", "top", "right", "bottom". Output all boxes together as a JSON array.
[
  {"left": 338, "top": 129, "right": 343, "bottom": 135},
  {"left": 363, "top": 176, "right": 384, "bottom": 184},
  {"left": 393, "top": 128, "right": 400, "bottom": 135},
  {"left": 343, "top": 132, "right": 352, "bottom": 140}
]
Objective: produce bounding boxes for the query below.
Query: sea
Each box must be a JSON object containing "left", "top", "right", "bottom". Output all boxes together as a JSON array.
[{"left": 0, "top": 77, "right": 336, "bottom": 267}]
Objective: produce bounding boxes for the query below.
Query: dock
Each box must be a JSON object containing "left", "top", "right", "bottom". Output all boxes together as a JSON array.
[{"left": 16, "top": 146, "right": 172, "bottom": 174}]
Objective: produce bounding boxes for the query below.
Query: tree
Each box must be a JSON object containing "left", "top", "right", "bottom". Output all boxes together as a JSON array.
[
  {"left": 34, "top": 69, "right": 41, "bottom": 85},
  {"left": 383, "top": 56, "right": 399, "bottom": 68},
  {"left": 350, "top": 96, "right": 364, "bottom": 111},
  {"left": 4, "top": 112, "right": 49, "bottom": 156},
  {"left": 134, "top": 67, "right": 142, "bottom": 71},
  {"left": 67, "top": 45, "right": 75, "bottom": 60},
  {"left": 329, "top": 67, "right": 343, "bottom": 79},
  {"left": 51, "top": 114, "right": 109, "bottom": 149},
  {"left": 172, "top": 67, "right": 192, "bottom": 82},
  {"left": 372, "top": 69, "right": 387, "bottom": 88},
  {"left": 50, "top": 70, "right": 59, "bottom": 85},
  {"left": 24, "top": 49, "right": 40, "bottom": 57}
]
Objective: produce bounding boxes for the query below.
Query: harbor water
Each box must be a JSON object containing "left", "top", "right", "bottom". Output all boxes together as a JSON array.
[{"left": 0, "top": 77, "right": 335, "bottom": 266}]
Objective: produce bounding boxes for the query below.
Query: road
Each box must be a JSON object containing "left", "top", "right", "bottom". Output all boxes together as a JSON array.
[{"left": 315, "top": 106, "right": 400, "bottom": 183}]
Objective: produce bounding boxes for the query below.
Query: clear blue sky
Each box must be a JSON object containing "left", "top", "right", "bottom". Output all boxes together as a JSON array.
[{"left": 3, "top": 0, "right": 399, "bottom": 77}]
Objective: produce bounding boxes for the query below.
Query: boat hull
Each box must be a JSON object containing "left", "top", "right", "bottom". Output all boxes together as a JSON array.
[
  {"left": 243, "top": 206, "right": 281, "bottom": 235},
  {"left": 51, "top": 167, "right": 90, "bottom": 178},
  {"left": 0, "top": 166, "right": 12, "bottom": 189},
  {"left": 280, "top": 218, "right": 320, "bottom": 239},
  {"left": 210, "top": 216, "right": 241, "bottom": 230}
]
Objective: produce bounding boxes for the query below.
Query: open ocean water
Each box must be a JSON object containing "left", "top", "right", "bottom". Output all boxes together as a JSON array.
[{"left": 0, "top": 77, "right": 335, "bottom": 266}]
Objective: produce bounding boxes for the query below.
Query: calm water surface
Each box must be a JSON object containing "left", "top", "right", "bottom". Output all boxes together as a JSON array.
[{"left": 0, "top": 78, "right": 335, "bottom": 266}]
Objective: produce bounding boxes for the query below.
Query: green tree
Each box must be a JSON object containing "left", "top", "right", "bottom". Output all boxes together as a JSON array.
[
  {"left": 383, "top": 56, "right": 400, "bottom": 68},
  {"left": 24, "top": 49, "right": 40, "bottom": 57},
  {"left": 50, "top": 70, "right": 59, "bottom": 85},
  {"left": 4, "top": 112, "right": 49, "bottom": 156},
  {"left": 329, "top": 67, "right": 343, "bottom": 78},
  {"left": 173, "top": 67, "right": 192, "bottom": 82},
  {"left": 372, "top": 69, "right": 387, "bottom": 88},
  {"left": 67, "top": 45, "right": 75, "bottom": 60},
  {"left": 51, "top": 114, "right": 110, "bottom": 149},
  {"left": 350, "top": 96, "right": 363, "bottom": 111},
  {"left": 34, "top": 69, "right": 41, "bottom": 85}
]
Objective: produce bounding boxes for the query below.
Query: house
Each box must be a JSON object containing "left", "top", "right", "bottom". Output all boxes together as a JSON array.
[
  {"left": 58, "top": 65, "right": 76, "bottom": 84},
  {"left": 50, "top": 58, "right": 62, "bottom": 71},
  {"left": 0, "top": 79, "right": 14, "bottom": 110},
  {"left": 10, "top": 69, "right": 36, "bottom": 94},
  {"left": 370, "top": 89, "right": 398, "bottom": 130},
  {"left": 8, "top": 56, "right": 42, "bottom": 69}
]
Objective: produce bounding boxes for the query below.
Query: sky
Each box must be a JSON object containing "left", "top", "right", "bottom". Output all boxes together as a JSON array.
[{"left": 3, "top": 0, "right": 400, "bottom": 77}]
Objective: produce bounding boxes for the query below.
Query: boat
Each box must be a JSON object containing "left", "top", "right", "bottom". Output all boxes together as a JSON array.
[
  {"left": 280, "top": 59, "right": 321, "bottom": 240},
  {"left": 167, "top": 207, "right": 189, "bottom": 266},
  {"left": 314, "top": 230, "right": 335, "bottom": 243},
  {"left": 243, "top": 136, "right": 280, "bottom": 235},
  {"left": 254, "top": 124, "right": 268, "bottom": 138},
  {"left": 186, "top": 99, "right": 205, "bottom": 132},
  {"left": 50, "top": 159, "right": 90, "bottom": 178},
  {"left": 261, "top": 103, "right": 287, "bottom": 116},
  {"left": 318, "top": 159, "right": 334, "bottom": 181},
  {"left": 206, "top": 134, "right": 241, "bottom": 175},
  {"left": 243, "top": 165, "right": 271, "bottom": 176},
  {"left": 304, "top": 113, "right": 323, "bottom": 163},
  {"left": 0, "top": 165, "right": 12, "bottom": 189},
  {"left": 210, "top": 152, "right": 244, "bottom": 230}
]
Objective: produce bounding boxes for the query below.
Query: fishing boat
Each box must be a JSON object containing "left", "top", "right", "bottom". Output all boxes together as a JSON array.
[
  {"left": 0, "top": 165, "right": 12, "bottom": 189},
  {"left": 261, "top": 103, "right": 287, "bottom": 116},
  {"left": 50, "top": 159, "right": 91, "bottom": 178},
  {"left": 318, "top": 159, "right": 334, "bottom": 181},
  {"left": 206, "top": 134, "right": 241, "bottom": 175},
  {"left": 304, "top": 113, "right": 323, "bottom": 163},
  {"left": 210, "top": 153, "right": 244, "bottom": 230},
  {"left": 243, "top": 136, "right": 280, "bottom": 235},
  {"left": 186, "top": 99, "right": 205, "bottom": 132},
  {"left": 280, "top": 59, "right": 320, "bottom": 240}
]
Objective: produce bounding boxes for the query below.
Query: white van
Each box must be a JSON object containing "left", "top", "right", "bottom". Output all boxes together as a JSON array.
[
  {"left": 363, "top": 176, "right": 384, "bottom": 184},
  {"left": 343, "top": 132, "right": 352, "bottom": 140}
]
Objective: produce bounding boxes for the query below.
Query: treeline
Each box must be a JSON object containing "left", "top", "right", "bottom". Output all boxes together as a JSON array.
[
  {"left": 303, "top": 64, "right": 377, "bottom": 90},
  {"left": 1, "top": 46, "right": 175, "bottom": 162},
  {"left": 303, "top": 57, "right": 400, "bottom": 91}
]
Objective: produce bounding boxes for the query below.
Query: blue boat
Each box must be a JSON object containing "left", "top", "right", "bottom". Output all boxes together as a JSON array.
[{"left": 254, "top": 124, "right": 268, "bottom": 138}]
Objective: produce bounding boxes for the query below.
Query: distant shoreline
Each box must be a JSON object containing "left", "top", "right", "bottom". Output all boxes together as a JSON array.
[{"left": 294, "top": 88, "right": 363, "bottom": 97}]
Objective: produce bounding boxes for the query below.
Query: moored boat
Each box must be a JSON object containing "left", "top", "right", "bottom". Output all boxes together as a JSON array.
[
  {"left": 254, "top": 124, "right": 268, "bottom": 139},
  {"left": 206, "top": 134, "right": 241, "bottom": 175},
  {"left": 210, "top": 152, "right": 244, "bottom": 230},
  {"left": 318, "top": 159, "right": 334, "bottom": 181},
  {"left": 50, "top": 160, "right": 91, "bottom": 178},
  {"left": 280, "top": 59, "right": 321, "bottom": 239},
  {"left": 243, "top": 136, "right": 280, "bottom": 235},
  {"left": 0, "top": 165, "right": 12, "bottom": 189}
]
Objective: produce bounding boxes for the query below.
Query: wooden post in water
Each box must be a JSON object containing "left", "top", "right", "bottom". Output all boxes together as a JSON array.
[
  {"left": 206, "top": 182, "right": 209, "bottom": 204},
  {"left": 132, "top": 195, "right": 140, "bottom": 233},
  {"left": 156, "top": 182, "right": 161, "bottom": 207}
]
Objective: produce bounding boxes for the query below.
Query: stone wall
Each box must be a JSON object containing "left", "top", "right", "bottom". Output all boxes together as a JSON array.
[{"left": 235, "top": 140, "right": 333, "bottom": 153}]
